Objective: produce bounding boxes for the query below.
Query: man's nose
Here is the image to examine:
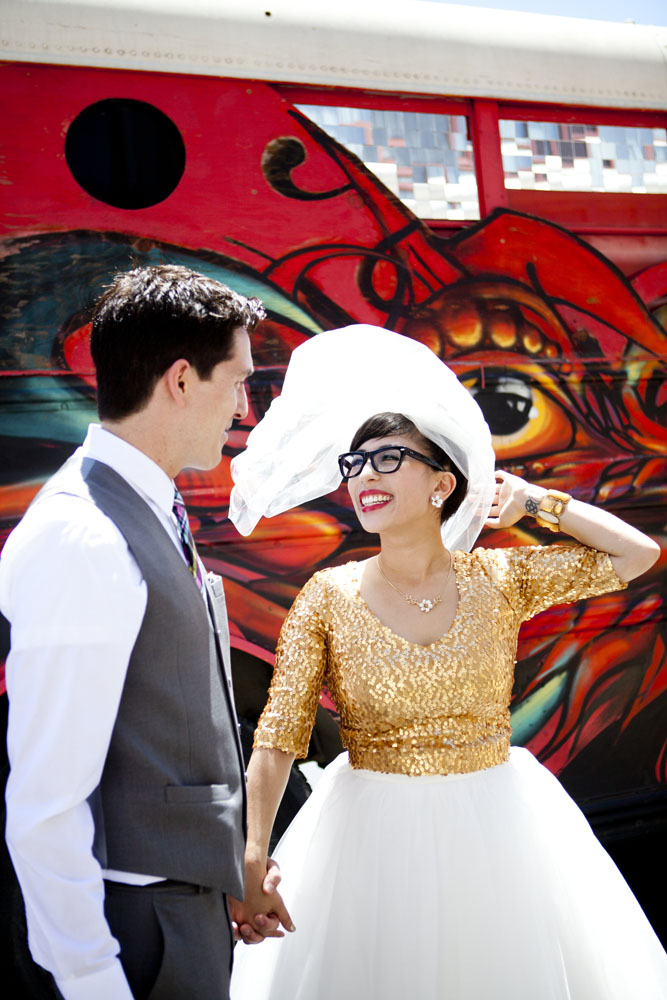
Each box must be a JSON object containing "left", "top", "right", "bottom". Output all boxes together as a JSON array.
[{"left": 235, "top": 384, "right": 249, "bottom": 420}]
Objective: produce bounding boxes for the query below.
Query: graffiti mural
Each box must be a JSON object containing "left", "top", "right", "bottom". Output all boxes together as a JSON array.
[{"left": 1, "top": 62, "right": 665, "bottom": 816}]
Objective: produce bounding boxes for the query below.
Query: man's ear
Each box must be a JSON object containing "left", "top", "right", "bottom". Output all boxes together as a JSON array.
[{"left": 163, "top": 358, "right": 192, "bottom": 406}]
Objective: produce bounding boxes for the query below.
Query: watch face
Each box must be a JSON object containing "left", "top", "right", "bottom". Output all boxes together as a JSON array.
[{"left": 525, "top": 495, "right": 540, "bottom": 516}]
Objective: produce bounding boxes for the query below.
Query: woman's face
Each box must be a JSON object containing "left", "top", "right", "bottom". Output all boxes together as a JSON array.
[{"left": 346, "top": 433, "right": 446, "bottom": 536}]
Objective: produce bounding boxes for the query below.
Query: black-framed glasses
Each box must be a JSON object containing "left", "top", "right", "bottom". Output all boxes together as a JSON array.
[{"left": 338, "top": 445, "right": 445, "bottom": 480}]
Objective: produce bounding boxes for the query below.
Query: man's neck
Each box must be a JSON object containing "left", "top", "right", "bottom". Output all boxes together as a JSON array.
[{"left": 101, "top": 417, "right": 179, "bottom": 479}]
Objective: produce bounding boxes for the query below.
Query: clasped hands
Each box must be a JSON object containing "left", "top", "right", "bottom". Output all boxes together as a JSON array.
[{"left": 229, "top": 858, "right": 295, "bottom": 945}]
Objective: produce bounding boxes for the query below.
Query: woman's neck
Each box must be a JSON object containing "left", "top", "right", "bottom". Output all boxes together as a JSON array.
[{"left": 377, "top": 526, "right": 450, "bottom": 583}]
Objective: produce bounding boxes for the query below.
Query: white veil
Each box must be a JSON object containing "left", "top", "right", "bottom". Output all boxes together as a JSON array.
[{"left": 230, "top": 325, "right": 496, "bottom": 552}]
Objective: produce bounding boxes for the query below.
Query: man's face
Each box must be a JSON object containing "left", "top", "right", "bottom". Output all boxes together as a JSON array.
[{"left": 185, "top": 327, "right": 253, "bottom": 471}]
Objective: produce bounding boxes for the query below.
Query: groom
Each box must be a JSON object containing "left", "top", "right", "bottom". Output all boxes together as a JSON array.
[{"left": 0, "top": 265, "right": 292, "bottom": 999}]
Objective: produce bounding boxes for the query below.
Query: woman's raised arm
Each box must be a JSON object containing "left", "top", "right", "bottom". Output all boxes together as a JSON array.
[{"left": 486, "top": 470, "right": 660, "bottom": 582}]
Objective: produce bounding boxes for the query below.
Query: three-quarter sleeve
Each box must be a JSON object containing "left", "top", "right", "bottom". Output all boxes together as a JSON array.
[
  {"left": 253, "top": 572, "right": 329, "bottom": 758},
  {"left": 483, "top": 543, "right": 627, "bottom": 623}
]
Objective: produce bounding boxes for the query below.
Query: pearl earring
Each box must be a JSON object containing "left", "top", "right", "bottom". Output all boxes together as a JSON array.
[{"left": 430, "top": 494, "right": 444, "bottom": 508}]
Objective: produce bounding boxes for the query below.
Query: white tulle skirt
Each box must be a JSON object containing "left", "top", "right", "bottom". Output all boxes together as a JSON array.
[{"left": 230, "top": 749, "right": 667, "bottom": 1000}]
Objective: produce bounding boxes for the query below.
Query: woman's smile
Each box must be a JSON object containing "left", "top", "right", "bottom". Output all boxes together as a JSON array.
[{"left": 359, "top": 490, "right": 393, "bottom": 512}]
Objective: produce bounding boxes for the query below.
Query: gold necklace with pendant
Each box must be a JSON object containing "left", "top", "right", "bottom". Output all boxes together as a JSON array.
[{"left": 376, "top": 553, "right": 452, "bottom": 614}]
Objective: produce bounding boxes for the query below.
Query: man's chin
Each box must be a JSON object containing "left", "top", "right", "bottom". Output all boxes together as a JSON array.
[{"left": 182, "top": 453, "right": 225, "bottom": 474}]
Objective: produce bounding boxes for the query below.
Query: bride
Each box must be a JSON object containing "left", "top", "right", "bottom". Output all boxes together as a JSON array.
[{"left": 227, "top": 325, "right": 666, "bottom": 999}]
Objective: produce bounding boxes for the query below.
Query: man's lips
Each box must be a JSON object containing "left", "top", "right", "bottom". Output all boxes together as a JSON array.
[{"left": 359, "top": 491, "right": 393, "bottom": 512}]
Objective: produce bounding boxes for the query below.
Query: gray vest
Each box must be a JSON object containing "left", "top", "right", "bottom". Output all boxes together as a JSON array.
[{"left": 35, "top": 454, "right": 246, "bottom": 896}]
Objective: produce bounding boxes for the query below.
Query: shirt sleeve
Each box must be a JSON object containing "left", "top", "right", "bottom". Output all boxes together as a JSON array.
[
  {"left": 253, "top": 572, "right": 328, "bottom": 759},
  {"left": 481, "top": 542, "right": 627, "bottom": 624},
  {"left": 1, "top": 495, "right": 145, "bottom": 996}
]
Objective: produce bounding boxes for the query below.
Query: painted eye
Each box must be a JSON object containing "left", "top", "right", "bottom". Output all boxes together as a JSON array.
[
  {"left": 463, "top": 371, "right": 575, "bottom": 459},
  {"left": 468, "top": 377, "right": 533, "bottom": 436}
]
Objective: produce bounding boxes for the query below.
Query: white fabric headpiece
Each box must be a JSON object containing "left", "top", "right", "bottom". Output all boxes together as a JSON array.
[{"left": 230, "top": 325, "right": 496, "bottom": 552}]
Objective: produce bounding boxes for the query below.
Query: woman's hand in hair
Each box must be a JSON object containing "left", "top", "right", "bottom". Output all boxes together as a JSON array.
[{"left": 485, "top": 470, "right": 537, "bottom": 530}]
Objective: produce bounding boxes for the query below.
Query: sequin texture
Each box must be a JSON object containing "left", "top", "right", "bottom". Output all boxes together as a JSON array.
[{"left": 254, "top": 544, "right": 626, "bottom": 776}]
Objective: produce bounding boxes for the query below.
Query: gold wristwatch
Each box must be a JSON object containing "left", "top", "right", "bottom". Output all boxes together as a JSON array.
[{"left": 527, "top": 489, "right": 571, "bottom": 532}]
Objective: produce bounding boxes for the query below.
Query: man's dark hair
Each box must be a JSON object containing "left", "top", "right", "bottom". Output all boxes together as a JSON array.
[
  {"left": 90, "top": 264, "right": 266, "bottom": 420},
  {"left": 350, "top": 412, "right": 468, "bottom": 523}
]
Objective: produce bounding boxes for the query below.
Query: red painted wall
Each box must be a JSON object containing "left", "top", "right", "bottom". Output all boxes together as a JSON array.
[{"left": 1, "top": 62, "right": 665, "bottom": 817}]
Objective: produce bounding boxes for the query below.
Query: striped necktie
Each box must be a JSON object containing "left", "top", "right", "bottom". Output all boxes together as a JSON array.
[{"left": 172, "top": 488, "right": 204, "bottom": 592}]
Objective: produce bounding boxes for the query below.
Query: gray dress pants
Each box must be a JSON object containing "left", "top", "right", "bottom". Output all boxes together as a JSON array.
[{"left": 104, "top": 879, "right": 235, "bottom": 1000}]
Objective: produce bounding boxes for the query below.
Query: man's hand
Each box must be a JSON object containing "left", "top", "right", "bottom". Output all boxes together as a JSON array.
[{"left": 229, "top": 857, "right": 295, "bottom": 945}]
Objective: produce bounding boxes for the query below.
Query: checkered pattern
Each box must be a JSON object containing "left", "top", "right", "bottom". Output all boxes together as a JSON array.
[{"left": 173, "top": 488, "right": 204, "bottom": 592}]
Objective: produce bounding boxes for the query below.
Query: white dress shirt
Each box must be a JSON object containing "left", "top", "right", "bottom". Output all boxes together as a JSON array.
[{"left": 0, "top": 425, "right": 194, "bottom": 1000}]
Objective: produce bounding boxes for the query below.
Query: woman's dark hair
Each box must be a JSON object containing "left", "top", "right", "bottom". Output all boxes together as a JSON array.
[
  {"left": 349, "top": 412, "right": 468, "bottom": 523},
  {"left": 90, "top": 264, "right": 266, "bottom": 420}
]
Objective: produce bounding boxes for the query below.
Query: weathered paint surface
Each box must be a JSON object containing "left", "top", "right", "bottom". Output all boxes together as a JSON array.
[{"left": 1, "top": 63, "right": 665, "bottom": 811}]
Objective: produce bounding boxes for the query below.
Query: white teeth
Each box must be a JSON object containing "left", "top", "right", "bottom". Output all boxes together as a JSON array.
[{"left": 361, "top": 494, "right": 392, "bottom": 507}]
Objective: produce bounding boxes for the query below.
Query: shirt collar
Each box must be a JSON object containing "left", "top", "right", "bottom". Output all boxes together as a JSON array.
[{"left": 81, "top": 424, "right": 175, "bottom": 518}]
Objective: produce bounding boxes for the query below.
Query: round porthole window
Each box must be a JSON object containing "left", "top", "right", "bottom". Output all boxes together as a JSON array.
[{"left": 65, "top": 98, "right": 186, "bottom": 209}]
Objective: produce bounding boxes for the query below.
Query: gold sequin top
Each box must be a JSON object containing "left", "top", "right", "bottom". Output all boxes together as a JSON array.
[{"left": 254, "top": 544, "right": 626, "bottom": 776}]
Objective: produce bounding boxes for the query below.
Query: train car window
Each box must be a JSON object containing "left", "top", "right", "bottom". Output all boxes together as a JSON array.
[
  {"left": 499, "top": 120, "right": 667, "bottom": 195},
  {"left": 295, "top": 104, "right": 479, "bottom": 221},
  {"left": 65, "top": 98, "right": 186, "bottom": 209}
]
